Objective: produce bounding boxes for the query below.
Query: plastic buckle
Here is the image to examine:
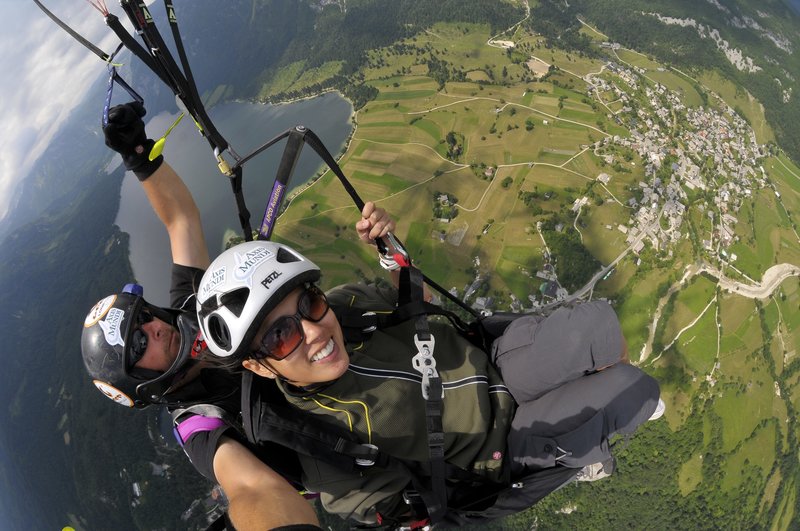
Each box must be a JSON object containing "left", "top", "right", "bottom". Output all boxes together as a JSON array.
[
  {"left": 354, "top": 443, "right": 379, "bottom": 467},
  {"left": 412, "top": 334, "right": 439, "bottom": 399},
  {"left": 403, "top": 490, "right": 422, "bottom": 505},
  {"left": 361, "top": 311, "right": 377, "bottom": 333}
]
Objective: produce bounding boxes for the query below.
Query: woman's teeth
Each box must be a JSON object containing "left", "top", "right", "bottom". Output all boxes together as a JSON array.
[{"left": 311, "top": 339, "right": 334, "bottom": 362}]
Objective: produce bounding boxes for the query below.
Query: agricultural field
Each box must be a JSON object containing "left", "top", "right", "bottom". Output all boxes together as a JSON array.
[
  {"left": 658, "top": 274, "right": 718, "bottom": 352},
  {"left": 614, "top": 48, "right": 663, "bottom": 72}
]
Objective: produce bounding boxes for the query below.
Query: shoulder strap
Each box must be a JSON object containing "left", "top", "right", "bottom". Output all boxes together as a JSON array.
[
  {"left": 170, "top": 403, "right": 233, "bottom": 423},
  {"left": 243, "top": 372, "right": 387, "bottom": 469},
  {"left": 171, "top": 404, "right": 236, "bottom": 447}
]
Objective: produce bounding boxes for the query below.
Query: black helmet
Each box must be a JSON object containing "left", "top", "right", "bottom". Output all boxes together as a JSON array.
[{"left": 81, "top": 284, "right": 199, "bottom": 408}]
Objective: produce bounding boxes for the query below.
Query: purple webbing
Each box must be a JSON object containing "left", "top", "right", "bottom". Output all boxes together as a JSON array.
[{"left": 175, "top": 415, "right": 226, "bottom": 446}]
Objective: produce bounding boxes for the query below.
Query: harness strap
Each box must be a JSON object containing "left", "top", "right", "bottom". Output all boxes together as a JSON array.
[
  {"left": 174, "top": 416, "right": 226, "bottom": 446},
  {"left": 256, "top": 127, "right": 306, "bottom": 240},
  {"left": 161, "top": 0, "right": 231, "bottom": 154},
  {"left": 171, "top": 403, "right": 233, "bottom": 447},
  {"left": 397, "top": 266, "right": 447, "bottom": 524},
  {"left": 229, "top": 166, "right": 254, "bottom": 241},
  {"left": 105, "top": 13, "right": 175, "bottom": 89}
]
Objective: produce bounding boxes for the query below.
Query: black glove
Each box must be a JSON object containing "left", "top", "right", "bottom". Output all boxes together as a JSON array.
[{"left": 103, "top": 101, "right": 163, "bottom": 181}]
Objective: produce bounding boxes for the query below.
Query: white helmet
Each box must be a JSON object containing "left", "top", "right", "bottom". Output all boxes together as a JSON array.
[{"left": 196, "top": 241, "right": 320, "bottom": 358}]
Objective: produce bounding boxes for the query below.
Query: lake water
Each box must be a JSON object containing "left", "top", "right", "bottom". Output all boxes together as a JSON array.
[{"left": 115, "top": 93, "right": 353, "bottom": 306}]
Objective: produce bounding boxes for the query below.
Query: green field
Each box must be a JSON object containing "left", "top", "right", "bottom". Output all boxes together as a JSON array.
[
  {"left": 648, "top": 69, "right": 705, "bottom": 108},
  {"left": 673, "top": 298, "right": 718, "bottom": 375},
  {"left": 678, "top": 452, "right": 704, "bottom": 495},
  {"left": 720, "top": 423, "right": 776, "bottom": 492},
  {"left": 614, "top": 48, "right": 662, "bottom": 71},
  {"left": 719, "top": 296, "right": 764, "bottom": 359},
  {"left": 617, "top": 269, "right": 670, "bottom": 357},
  {"left": 660, "top": 275, "right": 717, "bottom": 346}
]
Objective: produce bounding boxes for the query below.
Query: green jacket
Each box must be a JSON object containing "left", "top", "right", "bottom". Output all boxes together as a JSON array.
[{"left": 278, "top": 283, "right": 516, "bottom": 524}]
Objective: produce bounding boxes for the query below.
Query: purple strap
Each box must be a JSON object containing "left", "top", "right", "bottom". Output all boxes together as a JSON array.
[{"left": 174, "top": 415, "right": 226, "bottom": 446}]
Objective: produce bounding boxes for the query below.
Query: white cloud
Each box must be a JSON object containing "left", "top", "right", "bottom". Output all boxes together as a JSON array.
[{"left": 0, "top": 0, "right": 138, "bottom": 221}]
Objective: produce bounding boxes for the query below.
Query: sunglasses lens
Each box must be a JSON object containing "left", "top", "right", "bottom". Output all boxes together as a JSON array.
[
  {"left": 138, "top": 308, "right": 154, "bottom": 326},
  {"left": 127, "top": 307, "right": 154, "bottom": 370},
  {"left": 256, "top": 287, "right": 329, "bottom": 361},
  {"left": 129, "top": 328, "right": 148, "bottom": 368},
  {"left": 300, "top": 287, "right": 329, "bottom": 322},
  {"left": 261, "top": 316, "right": 303, "bottom": 360}
]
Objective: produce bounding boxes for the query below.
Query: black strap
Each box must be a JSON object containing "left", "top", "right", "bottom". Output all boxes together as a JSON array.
[
  {"left": 423, "top": 376, "right": 447, "bottom": 521},
  {"left": 161, "top": 0, "right": 230, "bottom": 152},
  {"left": 395, "top": 264, "right": 447, "bottom": 523},
  {"left": 32, "top": 0, "right": 114, "bottom": 62},
  {"left": 228, "top": 166, "right": 253, "bottom": 241},
  {"left": 105, "top": 13, "right": 175, "bottom": 88},
  {"left": 116, "top": 1, "right": 230, "bottom": 154},
  {"left": 256, "top": 127, "right": 307, "bottom": 240}
]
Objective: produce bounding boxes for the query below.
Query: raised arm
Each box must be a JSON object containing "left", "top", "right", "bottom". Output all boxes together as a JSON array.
[
  {"left": 213, "top": 437, "right": 320, "bottom": 530},
  {"left": 104, "top": 102, "right": 210, "bottom": 269},
  {"left": 140, "top": 162, "right": 210, "bottom": 269},
  {"left": 356, "top": 202, "right": 430, "bottom": 301}
]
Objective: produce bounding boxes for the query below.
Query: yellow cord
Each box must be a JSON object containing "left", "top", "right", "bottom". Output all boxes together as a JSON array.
[
  {"left": 308, "top": 398, "right": 354, "bottom": 432},
  {"left": 318, "top": 394, "right": 373, "bottom": 444},
  {"left": 148, "top": 112, "right": 185, "bottom": 161}
]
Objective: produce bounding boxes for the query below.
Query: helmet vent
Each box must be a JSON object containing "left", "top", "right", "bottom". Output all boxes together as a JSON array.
[
  {"left": 208, "top": 315, "right": 232, "bottom": 351},
  {"left": 220, "top": 287, "right": 250, "bottom": 318},
  {"left": 276, "top": 246, "right": 301, "bottom": 263}
]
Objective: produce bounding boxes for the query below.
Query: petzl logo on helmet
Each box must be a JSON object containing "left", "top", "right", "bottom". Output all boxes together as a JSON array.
[
  {"left": 201, "top": 266, "right": 227, "bottom": 297},
  {"left": 99, "top": 308, "right": 126, "bottom": 347},
  {"left": 234, "top": 246, "right": 274, "bottom": 284},
  {"left": 260, "top": 270, "right": 283, "bottom": 289},
  {"left": 84, "top": 295, "right": 116, "bottom": 328}
]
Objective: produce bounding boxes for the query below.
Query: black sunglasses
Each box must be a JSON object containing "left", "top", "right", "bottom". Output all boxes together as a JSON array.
[
  {"left": 127, "top": 307, "right": 153, "bottom": 369},
  {"left": 253, "top": 286, "right": 330, "bottom": 361}
]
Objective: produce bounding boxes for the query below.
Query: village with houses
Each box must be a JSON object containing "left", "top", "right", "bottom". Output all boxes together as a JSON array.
[
  {"left": 598, "top": 59, "right": 769, "bottom": 269},
  {"left": 451, "top": 50, "right": 780, "bottom": 313}
]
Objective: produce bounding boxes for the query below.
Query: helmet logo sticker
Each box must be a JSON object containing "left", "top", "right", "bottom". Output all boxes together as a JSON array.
[
  {"left": 260, "top": 270, "right": 283, "bottom": 289},
  {"left": 84, "top": 295, "right": 117, "bottom": 328},
  {"left": 93, "top": 380, "right": 134, "bottom": 407},
  {"left": 234, "top": 246, "right": 274, "bottom": 285},
  {"left": 99, "top": 308, "right": 126, "bottom": 347},
  {"left": 201, "top": 266, "right": 227, "bottom": 298}
]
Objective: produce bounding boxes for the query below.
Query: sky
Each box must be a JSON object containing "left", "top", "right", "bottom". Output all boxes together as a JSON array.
[{"left": 0, "top": 0, "right": 147, "bottom": 222}]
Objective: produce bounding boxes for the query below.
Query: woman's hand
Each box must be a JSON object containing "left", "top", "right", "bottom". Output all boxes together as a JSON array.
[{"left": 356, "top": 201, "right": 396, "bottom": 245}]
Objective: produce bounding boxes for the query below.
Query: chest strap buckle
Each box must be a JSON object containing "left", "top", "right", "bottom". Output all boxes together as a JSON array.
[
  {"left": 354, "top": 443, "right": 379, "bottom": 467},
  {"left": 412, "top": 334, "right": 441, "bottom": 400}
]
